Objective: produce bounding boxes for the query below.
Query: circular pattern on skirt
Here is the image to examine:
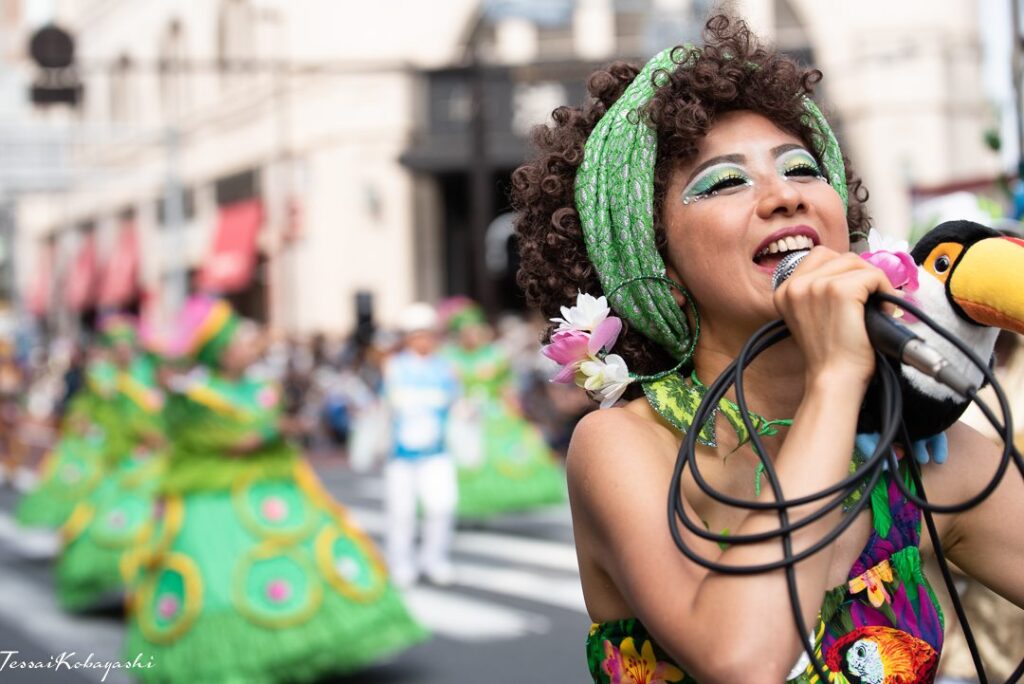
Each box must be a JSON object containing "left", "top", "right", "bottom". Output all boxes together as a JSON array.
[
  {"left": 314, "top": 523, "right": 388, "bottom": 602},
  {"left": 233, "top": 543, "right": 323, "bottom": 628},
  {"left": 134, "top": 552, "right": 203, "bottom": 644},
  {"left": 90, "top": 492, "right": 154, "bottom": 549},
  {"left": 232, "top": 476, "right": 317, "bottom": 542}
]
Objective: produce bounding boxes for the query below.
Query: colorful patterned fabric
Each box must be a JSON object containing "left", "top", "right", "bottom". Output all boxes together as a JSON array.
[
  {"left": 15, "top": 359, "right": 119, "bottom": 529},
  {"left": 98, "top": 313, "right": 139, "bottom": 347},
  {"left": 586, "top": 457, "right": 944, "bottom": 684},
  {"left": 575, "top": 46, "right": 848, "bottom": 368},
  {"left": 56, "top": 449, "right": 164, "bottom": 611},
  {"left": 126, "top": 370, "right": 426, "bottom": 683},
  {"left": 444, "top": 343, "right": 566, "bottom": 518},
  {"left": 437, "top": 296, "right": 487, "bottom": 333},
  {"left": 169, "top": 296, "right": 239, "bottom": 368},
  {"left": 53, "top": 352, "right": 167, "bottom": 610}
]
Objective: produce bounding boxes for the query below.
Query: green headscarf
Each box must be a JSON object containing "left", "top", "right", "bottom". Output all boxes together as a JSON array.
[{"left": 574, "top": 45, "right": 848, "bottom": 375}]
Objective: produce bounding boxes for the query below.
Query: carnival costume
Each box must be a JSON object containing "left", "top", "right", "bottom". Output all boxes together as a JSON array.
[
  {"left": 56, "top": 317, "right": 167, "bottom": 611},
  {"left": 124, "top": 298, "right": 425, "bottom": 684},
  {"left": 381, "top": 314, "right": 461, "bottom": 587},
  {"left": 440, "top": 299, "right": 566, "bottom": 519},
  {"left": 547, "top": 46, "right": 948, "bottom": 683},
  {"left": 16, "top": 349, "right": 120, "bottom": 529}
]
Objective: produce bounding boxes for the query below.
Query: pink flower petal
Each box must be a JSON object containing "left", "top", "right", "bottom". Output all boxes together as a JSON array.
[
  {"left": 551, "top": 363, "right": 580, "bottom": 384},
  {"left": 861, "top": 250, "right": 919, "bottom": 293},
  {"left": 541, "top": 329, "right": 590, "bottom": 364},
  {"left": 588, "top": 316, "right": 622, "bottom": 356}
]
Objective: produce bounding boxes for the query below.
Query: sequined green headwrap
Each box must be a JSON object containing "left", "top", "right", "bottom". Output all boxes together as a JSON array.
[{"left": 575, "top": 46, "right": 848, "bottom": 372}]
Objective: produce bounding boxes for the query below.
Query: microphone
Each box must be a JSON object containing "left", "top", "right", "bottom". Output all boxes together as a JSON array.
[{"left": 772, "top": 250, "right": 976, "bottom": 396}]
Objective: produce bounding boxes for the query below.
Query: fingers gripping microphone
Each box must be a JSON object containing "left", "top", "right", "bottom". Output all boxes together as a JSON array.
[{"left": 772, "top": 251, "right": 977, "bottom": 396}]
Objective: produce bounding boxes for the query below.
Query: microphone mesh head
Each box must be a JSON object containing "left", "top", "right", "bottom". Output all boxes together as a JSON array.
[{"left": 771, "top": 250, "right": 810, "bottom": 290}]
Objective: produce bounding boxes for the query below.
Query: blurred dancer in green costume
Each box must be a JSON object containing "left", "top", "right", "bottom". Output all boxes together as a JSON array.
[
  {"left": 439, "top": 297, "right": 566, "bottom": 519},
  {"left": 16, "top": 329, "right": 123, "bottom": 529},
  {"left": 56, "top": 314, "right": 168, "bottom": 611},
  {"left": 125, "top": 296, "right": 425, "bottom": 684}
]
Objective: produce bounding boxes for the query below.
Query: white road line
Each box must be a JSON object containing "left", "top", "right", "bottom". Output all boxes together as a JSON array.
[
  {"left": 0, "top": 563, "right": 131, "bottom": 684},
  {"left": 452, "top": 531, "right": 579, "bottom": 574},
  {"left": 343, "top": 505, "right": 579, "bottom": 574},
  {"left": 0, "top": 510, "right": 59, "bottom": 559},
  {"left": 402, "top": 586, "right": 550, "bottom": 641},
  {"left": 330, "top": 471, "right": 573, "bottom": 527},
  {"left": 343, "top": 505, "right": 585, "bottom": 615},
  {"left": 452, "top": 561, "right": 587, "bottom": 614}
]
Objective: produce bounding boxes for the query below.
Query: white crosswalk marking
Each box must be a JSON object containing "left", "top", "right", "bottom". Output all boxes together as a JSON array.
[
  {"left": 0, "top": 510, "right": 59, "bottom": 559},
  {"left": 0, "top": 561, "right": 131, "bottom": 684},
  {"left": 403, "top": 586, "right": 550, "bottom": 641}
]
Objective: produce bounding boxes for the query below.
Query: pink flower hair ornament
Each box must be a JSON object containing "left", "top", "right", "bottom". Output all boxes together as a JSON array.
[
  {"left": 859, "top": 228, "right": 920, "bottom": 322},
  {"left": 542, "top": 293, "right": 630, "bottom": 408},
  {"left": 860, "top": 228, "right": 920, "bottom": 294}
]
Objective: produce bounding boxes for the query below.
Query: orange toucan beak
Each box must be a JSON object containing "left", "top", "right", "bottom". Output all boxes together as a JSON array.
[{"left": 949, "top": 236, "right": 1024, "bottom": 335}]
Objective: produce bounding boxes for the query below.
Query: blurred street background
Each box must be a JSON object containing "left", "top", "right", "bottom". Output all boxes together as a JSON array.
[{"left": 0, "top": 0, "right": 1023, "bottom": 682}]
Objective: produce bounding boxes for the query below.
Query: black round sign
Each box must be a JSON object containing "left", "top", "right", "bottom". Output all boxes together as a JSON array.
[{"left": 29, "top": 24, "right": 75, "bottom": 69}]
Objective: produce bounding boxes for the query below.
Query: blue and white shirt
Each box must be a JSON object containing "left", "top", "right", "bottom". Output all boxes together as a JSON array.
[{"left": 382, "top": 350, "right": 460, "bottom": 459}]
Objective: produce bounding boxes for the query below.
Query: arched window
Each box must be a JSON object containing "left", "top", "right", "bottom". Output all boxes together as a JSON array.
[
  {"left": 217, "top": 0, "right": 255, "bottom": 88},
  {"left": 159, "top": 18, "right": 188, "bottom": 118},
  {"left": 109, "top": 53, "right": 135, "bottom": 121},
  {"left": 775, "top": 0, "right": 815, "bottom": 67}
]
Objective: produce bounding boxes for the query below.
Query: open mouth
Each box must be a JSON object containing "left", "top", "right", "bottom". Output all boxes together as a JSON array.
[{"left": 753, "top": 234, "right": 816, "bottom": 271}]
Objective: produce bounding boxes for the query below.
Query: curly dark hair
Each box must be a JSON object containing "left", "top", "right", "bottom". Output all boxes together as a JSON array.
[{"left": 512, "top": 14, "right": 871, "bottom": 391}]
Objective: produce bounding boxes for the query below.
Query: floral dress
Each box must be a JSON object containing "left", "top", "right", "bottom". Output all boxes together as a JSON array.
[
  {"left": 444, "top": 343, "right": 566, "bottom": 518},
  {"left": 124, "top": 370, "right": 426, "bottom": 684},
  {"left": 16, "top": 359, "right": 118, "bottom": 528},
  {"left": 586, "top": 458, "right": 945, "bottom": 684},
  {"left": 56, "top": 354, "right": 166, "bottom": 610}
]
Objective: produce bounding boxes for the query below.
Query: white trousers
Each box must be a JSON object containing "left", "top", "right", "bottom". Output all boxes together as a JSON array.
[{"left": 385, "top": 454, "right": 457, "bottom": 582}]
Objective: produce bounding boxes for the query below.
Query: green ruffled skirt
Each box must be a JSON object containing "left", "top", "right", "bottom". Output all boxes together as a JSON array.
[
  {"left": 55, "top": 451, "right": 164, "bottom": 611},
  {"left": 15, "top": 432, "right": 106, "bottom": 529},
  {"left": 456, "top": 402, "right": 567, "bottom": 519},
  {"left": 124, "top": 461, "right": 427, "bottom": 683}
]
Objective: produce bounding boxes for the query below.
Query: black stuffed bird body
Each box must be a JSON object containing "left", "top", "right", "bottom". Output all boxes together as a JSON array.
[{"left": 857, "top": 220, "right": 1024, "bottom": 440}]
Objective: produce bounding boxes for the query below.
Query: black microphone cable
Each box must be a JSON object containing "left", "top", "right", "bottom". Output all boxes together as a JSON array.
[{"left": 667, "top": 292, "right": 1024, "bottom": 683}]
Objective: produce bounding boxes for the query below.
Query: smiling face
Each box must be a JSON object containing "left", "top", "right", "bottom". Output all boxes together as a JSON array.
[{"left": 661, "top": 110, "right": 849, "bottom": 342}]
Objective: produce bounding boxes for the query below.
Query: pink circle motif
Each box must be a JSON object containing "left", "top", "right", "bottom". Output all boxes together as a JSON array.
[
  {"left": 157, "top": 594, "right": 180, "bottom": 619},
  {"left": 261, "top": 496, "right": 288, "bottom": 522},
  {"left": 257, "top": 387, "right": 279, "bottom": 409},
  {"left": 107, "top": 510, "right": 127, "bottom": 529},
  {"left": 266, "top": 579, "right": 291, "bottom": 603}
]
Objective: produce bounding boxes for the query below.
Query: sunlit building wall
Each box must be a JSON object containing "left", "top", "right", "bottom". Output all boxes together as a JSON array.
[{"left": 11, "top": 0, "right": 1007, "bottom": 337}]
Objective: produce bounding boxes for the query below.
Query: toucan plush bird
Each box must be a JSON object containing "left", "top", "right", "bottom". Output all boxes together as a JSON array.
[{"left": 857, "top": 220, "right": 1024, "bottom": 440}]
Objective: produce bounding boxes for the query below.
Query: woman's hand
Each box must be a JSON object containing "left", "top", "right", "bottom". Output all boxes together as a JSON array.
[
  {"left": 279, "top": 415, "right": 311, "bottom": 438},
  {"left": 227, "top": 433, "right": 266, "bottom": 456},
  {"left": 773, "top": 247, "right": 901, "bottom": 387}
]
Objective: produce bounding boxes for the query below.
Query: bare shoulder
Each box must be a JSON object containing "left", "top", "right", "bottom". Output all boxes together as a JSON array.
[
  {"left": 919, "top": 420, "right": 1005, "bottom": 553},
  {"left": 566, "top": 399, "right": 676, "bottom": 485},
  {"left": 922, "top": 421, "right": 1004, "bottom": 498}
]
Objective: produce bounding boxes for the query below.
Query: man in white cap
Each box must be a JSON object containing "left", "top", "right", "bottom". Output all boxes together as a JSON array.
[{"left": 381, "top": 302, "right": 461, "bottom": 587}]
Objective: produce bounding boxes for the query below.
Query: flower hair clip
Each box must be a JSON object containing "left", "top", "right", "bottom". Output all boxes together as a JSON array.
[
  {"left": 541, "top": 292, "right": 632, "bottom": 408},
  {"left": 860, "top": 229, "right": 920, "bottom": 319}
]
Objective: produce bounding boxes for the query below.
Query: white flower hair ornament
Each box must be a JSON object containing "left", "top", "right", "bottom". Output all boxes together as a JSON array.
[{"left": 541, "top": 293, "right": 632, "bottom": 408}]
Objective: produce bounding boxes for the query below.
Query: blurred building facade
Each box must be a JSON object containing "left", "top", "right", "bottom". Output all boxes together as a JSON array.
[{"left": 5, "top": 0, "right": 1009, "bottom": 336}]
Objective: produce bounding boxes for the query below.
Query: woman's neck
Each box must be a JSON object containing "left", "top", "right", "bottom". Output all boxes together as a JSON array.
[{"left": 691, "top": 334, "right": 808, "bottom": 424}]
